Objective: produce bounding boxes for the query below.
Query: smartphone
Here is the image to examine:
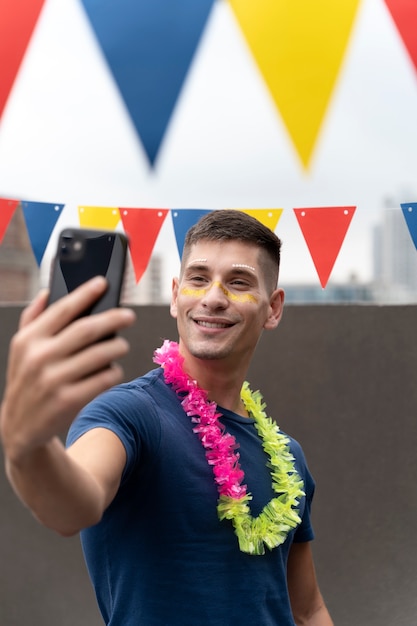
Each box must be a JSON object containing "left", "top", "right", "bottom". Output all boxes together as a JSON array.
[{"left": 48, "top": 228, "right": 128, "bottom": 315}]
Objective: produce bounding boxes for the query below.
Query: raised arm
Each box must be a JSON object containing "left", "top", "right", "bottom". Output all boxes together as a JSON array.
[{"left": 0, "top": 277, "right": 136, "bottom": 535}]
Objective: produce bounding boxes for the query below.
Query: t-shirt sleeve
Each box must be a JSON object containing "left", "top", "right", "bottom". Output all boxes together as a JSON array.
[
  {"left": 290, "top": 438, "right": 316, "bottom": 543},
  {"left": 66, "top": 382, "right": 161, "bottom": 484}
]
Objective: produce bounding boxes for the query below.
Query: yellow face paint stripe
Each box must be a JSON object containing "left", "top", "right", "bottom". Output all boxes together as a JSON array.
[
  {"left": 181, "top": 287, "right": 207, "bottom": 298},
  {"left": 181, "top": 282, "right": 258, "bottom": 304}
]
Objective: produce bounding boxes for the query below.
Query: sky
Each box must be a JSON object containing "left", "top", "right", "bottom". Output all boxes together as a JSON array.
[{"left": 0, "top": 0, "right": 417, "bottom": 301}]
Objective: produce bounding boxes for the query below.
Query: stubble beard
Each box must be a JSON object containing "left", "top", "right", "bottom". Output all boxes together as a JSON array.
[{"left": 186, "top": 334, "right": 235, "bottom": 361}]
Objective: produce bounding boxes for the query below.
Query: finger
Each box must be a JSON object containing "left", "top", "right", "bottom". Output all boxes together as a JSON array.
[
  {"left": 35, "top": 276, "right": 110, "bottom": 337},
  {"left": 18, "top": 290, "right": 49, "bottom": 330},
  {"left": 8, "top": 306, "right": 135, "bottom": 388},
  {"left": 53, "top": 307, "right": 136, "bottom": 358},
  {"left": 51, "top": 363, "right": 127, "bottom": 426},
  {"left": 45, "top": 335, "right": 131, "bottom": 384}
]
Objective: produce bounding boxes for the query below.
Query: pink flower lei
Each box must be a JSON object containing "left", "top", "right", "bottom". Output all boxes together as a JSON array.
[{"left": 153, "top": 340, "right": 305, "bottom": 556}]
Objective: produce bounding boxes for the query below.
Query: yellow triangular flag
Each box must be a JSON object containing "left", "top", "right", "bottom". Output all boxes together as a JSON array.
[
  {"left": 228, "top": 0, "right": 361, "bottom": 168},
  {"left": 78, "top": 206, "right": 120, "bottom": 230},
  {"left": 236, "top": 208, "right": 283, "bottom": 231}
]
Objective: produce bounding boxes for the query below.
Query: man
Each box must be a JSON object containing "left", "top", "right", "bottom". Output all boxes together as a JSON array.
[{"left": 1, "top": 210, "right": 333, "bottom": 625}]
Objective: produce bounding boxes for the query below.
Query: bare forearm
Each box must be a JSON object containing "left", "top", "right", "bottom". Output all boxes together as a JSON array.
[
  {"left": 294, "top": 603, "right": 334, "bottom": 626},
  {"left": 5, "top": 437, "right": 106, "bottom": 536}
]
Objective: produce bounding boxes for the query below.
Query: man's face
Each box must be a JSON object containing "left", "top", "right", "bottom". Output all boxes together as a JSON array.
[{"left": 170, "top": 240, "right": 283, "bottom": 366}]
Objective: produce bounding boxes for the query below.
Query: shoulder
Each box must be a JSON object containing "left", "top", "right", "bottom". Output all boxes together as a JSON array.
[
  {"left": 284, "top": 432, "right": 316, "bottom": 500},
  {"left": 80, "top": 367, "right": 167, "bottom": 414},
  {"left": 66, "top": 368, "right": 168, "bottom": 447}
]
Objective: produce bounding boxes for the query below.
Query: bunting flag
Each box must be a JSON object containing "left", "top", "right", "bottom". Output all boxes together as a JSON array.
[
  {"left": 400, "top": 203, "right": 417, "bottom": 249},
  {"left": 228, "top": 0, "right": 361, "bottom": 169},
  {"left": 78, "top": 206, "right": 120, "bottom": 230},
  {"left": 80, "top": 0, "right": 216, "bottom": 166},
  {"left": 0, "top": 0, "right": 46, "bottom": 119},
  {"left": 294, "top": 206, "right": 356, "bottom": 288},
  {"left": 21, "top": 201, "right": 64, "bottom": 265},
  {"left": 119, "top": 208, "right": 169, "bottom": 283},
  {"left": 171, "top": 209, "right": 212, "bottom": 258},
  {"left": 384, "top": 0, "right": 417, "bottom": 73},
  {"left": 238, "top": 208, "right": 283, "bottom": 231},
  {"left": 0, "top": 198, "right": 20, "bottom": 242}
]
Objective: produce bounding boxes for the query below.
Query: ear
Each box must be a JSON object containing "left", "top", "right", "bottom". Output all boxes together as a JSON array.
[
  {"left": 170, "top": 277, "right": 179, "bottom": 319},
  {"left": 264, "top": 288, "right": 284, "bottom": 330}
]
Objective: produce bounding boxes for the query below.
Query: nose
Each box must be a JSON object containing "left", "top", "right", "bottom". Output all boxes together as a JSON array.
[{"left": 201, "top": 281, "right": 229, "bottom": 309}]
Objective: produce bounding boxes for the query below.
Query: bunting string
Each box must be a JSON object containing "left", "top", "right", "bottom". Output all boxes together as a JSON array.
[{"left": 1, "top": 201, "right": 417, "bottom": 289}]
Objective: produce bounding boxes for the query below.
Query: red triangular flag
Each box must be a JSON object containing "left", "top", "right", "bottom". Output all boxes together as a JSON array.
[
  {"left": 384, "top": 0, "right": 417, "bottom": 73},
  {"left": 294, "top": 206, "right": 356, "bottom": 288},
  {"left": 119, "top": 208, "right": 169, "bottom": 283},
  {"left": 0, "top": 0, "right": 46, "bottom": 118},
  {"left": 0, "top": 198, "right": 20, "bottom": 242}
]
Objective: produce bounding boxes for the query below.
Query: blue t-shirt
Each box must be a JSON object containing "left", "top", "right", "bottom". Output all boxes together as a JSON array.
[{"left": 67, "top": 368, "right": 315, "bottom": 626}]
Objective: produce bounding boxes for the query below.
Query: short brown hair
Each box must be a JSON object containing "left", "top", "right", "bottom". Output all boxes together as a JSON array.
[{"left": 182, "top": 210, "right": 282, "bottom": 291}]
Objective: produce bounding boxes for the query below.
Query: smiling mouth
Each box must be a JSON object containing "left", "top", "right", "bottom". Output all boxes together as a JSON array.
[{"left": 196, "top": 320, "right": 233, "bottom": 329}]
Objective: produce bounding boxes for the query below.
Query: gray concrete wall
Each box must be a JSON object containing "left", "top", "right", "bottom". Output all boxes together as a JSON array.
[{"left": 1, "top": 304, "right": 416, "bottom": 625}]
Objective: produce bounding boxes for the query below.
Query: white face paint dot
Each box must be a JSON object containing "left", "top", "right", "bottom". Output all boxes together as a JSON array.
[
  {"left": 232, "top": 263, "right": 256, "bottom": 272},
  {"left": 187, "top": 258, "right": 207, "bottom": 266}
]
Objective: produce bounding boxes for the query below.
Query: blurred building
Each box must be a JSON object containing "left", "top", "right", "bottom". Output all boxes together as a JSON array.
[
  {"left": 282, "top": 280, "right": 374, "bottom": 304},
  {"left": 122, "top": 254, "right": 166, "bottom": 305},
  {"left": 372, "top": 208, "right": 417, "bottom": 303},
  {"left": 0, "top": 204, "right": 39, "bottom": 303}
]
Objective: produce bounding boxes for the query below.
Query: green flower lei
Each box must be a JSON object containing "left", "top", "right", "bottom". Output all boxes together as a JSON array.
[{"left": 217, "top": 382, "right": 305, "bottom": 555}]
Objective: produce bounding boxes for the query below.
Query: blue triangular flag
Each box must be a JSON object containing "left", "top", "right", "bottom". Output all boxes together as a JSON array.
[
  {"left": 171, "top": 209, "right": 212, "bottom": 258},
  {"left": 21, "top": 201, "right": 65, "bottom": 265},
  {"left": 80, "top": 0, "right": 216, "bottom": 166},
  {"left": 401, "top": 203, "right": 417, "bottom": 250}
]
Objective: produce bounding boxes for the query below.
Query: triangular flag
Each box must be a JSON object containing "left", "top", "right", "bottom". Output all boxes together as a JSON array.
[
  {"left": 21, "top": 201, "right": 65, "bottom": 265},
  {"left": 171, "top": 209, "right": 212, "bottom": 259},
  {"left": 400, "top": 203, "right": 417, "bottom": 249},
  {"left": 293, "top": 206, "right": 356, "bottom": 288},
  {"left": 384, "top": 0, "right": 417, "bottom": 73},
  {"left": 228, "top": 0, "right": 361, "bottom": 169},
  {"left": 0, "top": 198, "right": 20, "bottom": 242},
  {"left": 0, "top": 0, "right": 46, "bottom": 119},
  {"left": 237, "top": 208, "right": 283, "bottom": 232},
  {"left": 80, "top": 0, "right": 216, "bottom": 166},
  {"left": 78, "top": 206, "right": 120, "bottom": 230},
  {"left": 119, "top": 208, "right": 169, "bottom": 283}
]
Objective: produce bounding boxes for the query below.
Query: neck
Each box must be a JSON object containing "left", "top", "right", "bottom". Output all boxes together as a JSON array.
[{"left": 178, "top": 343, "right": 249, "bottom": 416}]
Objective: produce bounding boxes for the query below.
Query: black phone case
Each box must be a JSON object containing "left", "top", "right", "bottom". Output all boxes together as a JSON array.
[{"left": 48, "top": 228, "right": 128, "bottom": 315}]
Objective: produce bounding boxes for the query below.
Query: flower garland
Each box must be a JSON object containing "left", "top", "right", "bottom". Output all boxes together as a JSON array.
[{"left": 153, "top": 340, "right": 305, "bottom": 556}]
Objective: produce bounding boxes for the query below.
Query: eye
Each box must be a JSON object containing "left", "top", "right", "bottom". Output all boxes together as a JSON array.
[
  {"left": 230, "top": 278, "right": 250, "bottom": 289},
  {"left": 188, "top": 274, "right": 208, "bottom": 284}
]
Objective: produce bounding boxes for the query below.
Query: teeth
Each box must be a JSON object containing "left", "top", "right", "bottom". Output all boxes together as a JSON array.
[{"left": 197, "top": 321, "right": 229, "bottom": 329}]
